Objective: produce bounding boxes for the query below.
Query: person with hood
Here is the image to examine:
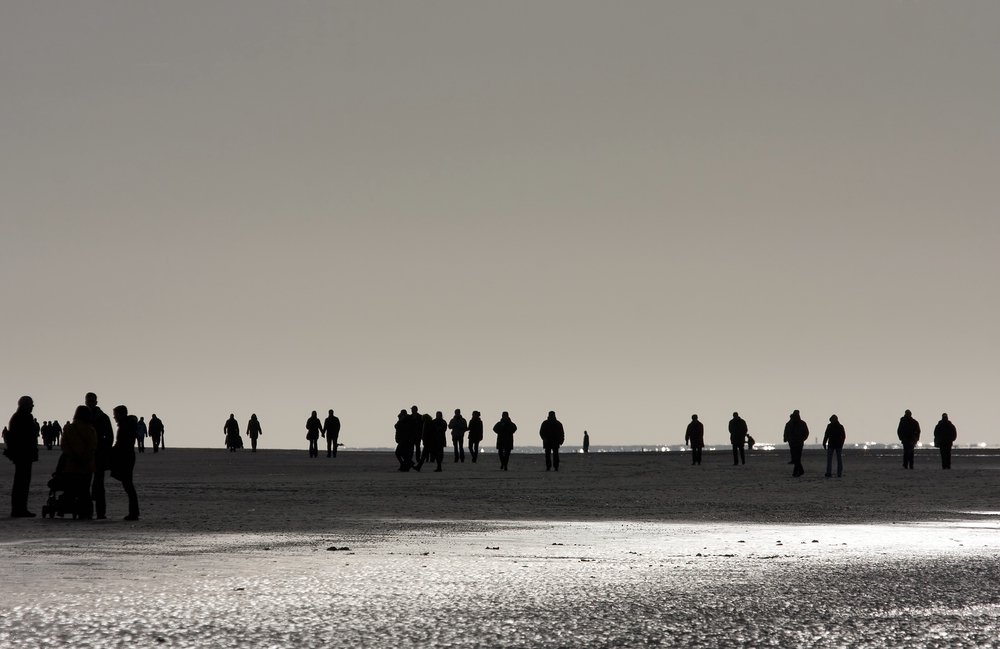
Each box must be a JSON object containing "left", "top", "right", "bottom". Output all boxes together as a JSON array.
[
  {"left": 135, "top": 416, "right": 147, "bottom": 453},
  {"left": 897, "top": 410, "right": 921, "bottom": 469},
  {"left": 247, "top": 414, "right": 263, "bottom": 452},
  {"left": 148, "top": 414, "right": 164, "bottom": 453},
  {"left": 449, "top": 409, "right": 468, "bottom": 463},
  {"left": 467, "top": 411, "right": 484, "bottom": 463},
  {"left": 685, "top": 415, "right": 705, "bottom": 466},
  {"left": 305, "top": 411, "right": 323, "bottom": 458},
  {"left": 493, "top": 412, "right": 517, "bottom": 471},
  {"left": 822, "top": 415, "right": 846, "bottom": 478},
  {"left": 323, "top": 409, "right": 341, "bottom": 458},
  {"left": 933, "top": 413, "right": 957, "bottom": 470},
  {"left": 539, "top": 411, "right": 565, "bottom": 471},
  {"left": 86, "top": 392, "right": 114, "bottom": 519},
  {"left": 224, "top": 414, "right": 241, "bottom": 452},
  {"left": 728, "top": 412, "right": 749, "bottom": 466},
  {"left": 783, "top": 410, "right": 809, "bottom": 477},
  {"left": 5, "top": 396, "right": 39, "bottom": 517},
  {"left": 60, "top": 405, "right": 98, "bottom": 517},
  {"left": 394, "top": 410, "right": 412, "bottom": 471},
  {"left": 110, "top": 406, "right": 139, "bottom": 520}
]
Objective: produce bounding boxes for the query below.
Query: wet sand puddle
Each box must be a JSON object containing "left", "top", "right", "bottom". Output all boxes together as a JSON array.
[{"left": 2, "top": 520, "right": 999, "bottom": 648}]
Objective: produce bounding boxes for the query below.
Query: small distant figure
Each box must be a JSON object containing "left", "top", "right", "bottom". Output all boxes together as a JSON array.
[
  {"left": 110, "top": 406, "right": 139, "bottom": 520},
  {"left": 897, "top": 410, "right": 920, "bottom": 470},
  {"left": 148, "top": 414, "right": 164, "bottom": 453},
  {"left": 409, "top": 406, "right": 423, "bottom": 464},
  {"left": 224, "top": 414, "right": 241, "bottom": 452},
  {"left": 493, "top": 412, "right": 517, "bottom": 471},
  {"left": 539, "top": 411, "right": 565, "bottom": 471},
  {"left": 305, "top": 411, "right": 323, "bottom": 458},
  {"left": 746, "top": 433, "right": 756, "bottom": 451},
  {"left": 685, "top": 415, "right": 704, "bottom": 466},
  {"left": 728, "top": 412, "right": 748, "bottom": 466},
  {"left": 135, "top": 416, "right": 147, "bottom": 453},
  {"left": 87, "top": 393, "right": 114, "bottom": 520},
  {"left": 247, "top": 414, "right": 262, "bottom": 452},
  {"left": 583, "top": 430, "right": 590, "bottom": 454},
  {"left": 933, "top": 413, "right": 957, "bottom": 470},
  {"left": 823, "top": 415, "right": 846, "bottom": 478},
  {"left": 783, "top": 410, "right": 809, "bottom": 477},
  {"left": 467, "top": 411, "right": 483, "bottom": 463},
  {"left": 5, "top": 396, "right": 39, "bottom": 517},
  {"left": 41, "top": 421, "right": 55, "bottom": 451},
  {"left": 449, "top": 409, "right": 467, "bottom": 463},
  {"left": 323, "top": 409, "right": 341, "bottom": 458},
  {"left": 394, "top": 410, "right": 412, "bottom": 471}
]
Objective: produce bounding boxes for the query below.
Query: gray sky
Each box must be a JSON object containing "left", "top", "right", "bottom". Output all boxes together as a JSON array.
[{"left": 2, "top": 1, "right": 997, "bottom": 448}]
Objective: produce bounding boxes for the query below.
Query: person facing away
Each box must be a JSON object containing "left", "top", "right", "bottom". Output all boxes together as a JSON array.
[
  {"left": 414, "top": 413, "right": 445, "bottom": 472},
  {"left": 246, "top": 414, "right": 263, "bottom": 452},
  {"left": 394, "top": 410, "right": 412, "bottom": 471},
  {"left": 582, "top": 430, "right": 590, "bottom": 454},
  {"left": 148, "top": 414, "right": 164, "bottom": 453},
  {"left": 783, "top": 410, "right": 809, "bottom": 477},
  {"left": 135, "top": 416, "right": 147, "bottom": 453},
  {"left": 933, "top": 413, "right": 957, "bottom": 470},
  {"left": 86, "top": 392, "right": 115, "bottom": 519},
  {"left": 449, "top": 409, "right": 468, "bottom": 463},
  {"left": 539, "top": 411, "right": 565, "bottom": 471},
  {"left": 41, "top": 421, "right": 53, "bottom": 451},
  {"left": 467, "top": 411, "right": 484, "bottom": 463},
  {"left": 110, "top": 406, "right": 140, "bottom": 520},
  {"left": 822, "top": 415, "right": 846, "bottom": 478},
  {"left": 5, "top": 396, "right": 39, "bottom": 517},
  {"left": 685, "top": 415, "right": 705, "bottom": 466},
  {"left": 224, "top": 414, "right": 241, "bottom": 452},
  {"left": 51, "top": 420, "right": 62, "bottom": 447},
  {"left": 323, "top": 409, "right": 341, "bottom": 458},
  {"left": 305, "top": 411, "right": 323, "bottom": 458},
  {"left": 60, "top": 405, "right": 98, "bottom": 518},
  {"left": 728, "top": 412, "right": 748, "bottom": 466},
  {"left": 408, "top": 406, "right": 423, "bottom": 464},
  {"left": 897, "top": 410, "right": 921, "bottom": 470},
  {"left": 493, "top": 412, "right": 517, "bottom": 471}
]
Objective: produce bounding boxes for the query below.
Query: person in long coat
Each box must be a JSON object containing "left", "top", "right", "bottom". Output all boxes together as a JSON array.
[
  {"left": 60, "top": 405, "right": 98, "bottom": 517},
  {"left": 224, "top": 414, "right": 241, "bottom": 452},
  {"left": 685, "top": 415, "right": 705, "bottom": 466},
  {"left": 110, "top": 406, "right": 140, "bottom": 520},
  {"left": 305, "top": 411, "right": 323, "bottom": 458},
  {"left": 493, "top": 412, "right": 517, "bottom": 471},
  {"left": 933, "top": 413, "right": 957, "bottom": 470},
  {"left": 897, "top": 410, "right": 921, "bottom": 470},
  {"left": 467, "top": 411, "right": 484, "bottom": 463},
  {"left": 5, "top": 396, "right": 39, "bottom": 517},
  {"left": 539, "top": 411, "right": 565, "bottom": 471},
  {"left": 394, "top": 410, "right": 412, "bottom": 471},
  {"left": 822, "top": 414, "right": 846, "bottom": 478},
  {"left": 783, "top": 410, "right": 809, "bottom": 477}
]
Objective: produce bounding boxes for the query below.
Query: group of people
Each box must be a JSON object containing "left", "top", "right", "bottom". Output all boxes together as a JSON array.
[
  {"left": 305, "top": 410, "right": 340, "bottom": 458},
  {"left": 223, "top": 414, "right": 264, "bottom": 452}
]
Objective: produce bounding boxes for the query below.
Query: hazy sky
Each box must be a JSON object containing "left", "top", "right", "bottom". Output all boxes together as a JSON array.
[{"left": 2, "top": 2, "right": 997, "bottom": 449}]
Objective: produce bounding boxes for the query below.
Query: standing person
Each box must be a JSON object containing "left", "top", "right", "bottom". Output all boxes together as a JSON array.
[
  {"left": 60, "top": 405, "right": 97, "bottom": 518},
  {"left": 449, "top": 409, "right": 467, "bottom": 463},
  {"left": 305, "top": 411, "right": 322, "bottom": 458},
  {"left": 323, "top": 409, "right": 341, "bottom": 458},
  {"left": 394, "top": 410, "right": 412, "bottom": 471},
  {"left": 582, "top": 430, "right": 590, "bottom": 454},
  {"left": 110, "top": 406, "right": 140, "bottom": 520},
  {"left": 86, "top": 393, "right": 114, "bottom": 519},
  {"left": 823, "top": 415, "right": 846, "bottom": 478},
  {"left": 246, "top": 414, "right": 262, "bottom": 452},
  {"left": 414, "top": 413, "right": 445, "bottom": 472},
  {"left": 897, "top": 410, "right": 921, "bottom": 470},
  {"left": 539, "top": 411, "right": 565, "bottom": 471},
  {"left": 408, "top": 406, "right": 423, "bottom": 464},
  {"left": 52, "top": 419, "right": 61, "bottom": 448},
  {"left": 493, "top": 412, "right": 517, "bottom": 471},
  {"left": 933, "top": 413, "right": 957, "bottom": 470},
  {"left": 135, "top": 416, "right": 147, "bottom": 453},
  {"left": 148, "top": 414, "right": 164, "bottom": 453},
  {"left": 41, "top": 422, "right": 53, "bottom": 451},
  {"left": 728, "top": 412, "right": 748, "bottom": 466},
  {"left": 5, "top": 396, "right": 39, "bottom": 517},
  {"left": 685, "top": 415, "right": 704, "bottom": 466},
  {"left": 467, "top": 411, "right": 484, "bottom": 463},
  {"left": 224, "top": 414, "right": 241, "bottom": 452},
  {"left": 783, "top": 410, "right": 809, "bottom": 477}
]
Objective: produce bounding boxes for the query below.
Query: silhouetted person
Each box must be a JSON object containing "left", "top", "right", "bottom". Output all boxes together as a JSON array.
[
  {"left": 51, "top": 420, "right": 62, "bottom": 448},
  {"left": 323, "top": 410, "right": 341, "bottom": 458},
  {"left": 110, "top": 406, "right": 139, "bottom": 520},
  {"left": 394, "top": 410, "right": 412, "bottom": 471},
  {"left": 933, "top": 413, "right": 957, "bottom": 469},
  {"left": 42, "top": 421, "right": 54, "bottom": 451},
  {"left": 746, "top": 434, "right": 756, "bottom": 451},
  {"left": 415, "top": 413, "right": 446, "bottom": 472},
  {"left": 148, "top": 414, "right": 164, "bottom": 453},
  {"left": 224, "top": 414, "right": 241, "bottom": 452},
  {"left": 493, "top": 412, "right": 517, "bottom": 470},
  {"left": 583, "top": 430, "right": 590, "bottom": 454},
  {"left": 5, "top": 396, "right": 39, "bottom": 517},
  {"left": 449, "top": 409, "right": 467, "bottom": 462},
  {"left": 685, "top": 415, "right": 704, "bottom": 465},
  {"left": 86, "top": 392, "right": 114, "bottom": 519},
  {"left": 247, "top": 414, "right": 262, "bottom": 452},
  {"left": 467, "top": 411, "right": 483, "bottom": 463},
  {"left": 823, "top": 414, "right": 846, "bottom": 478},
  {"left": 728, "top": 412, "right": 748, "bottom": 465},
  {"left": 306, "top": 411, "right": 322, "bottom": 457},
  {"left": 539, "top": 411, "right": 565, "bottom": 471},
  {"left": 135, "top": 416, "right": 146, "bottom": 453},
  {"left": 783, "top": 410, "right": 809, "bottom": 477},
  {"left": 408, "top": 406, "right": 422, "bottom": 464},
  {"left": 897, "top": 410, "right": 920, "bottom": 469},
  {"left": 60, "top": 405, "right": 97, "bottom": 518}
]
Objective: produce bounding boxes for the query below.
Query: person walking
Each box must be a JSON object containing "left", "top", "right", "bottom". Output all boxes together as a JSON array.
[
  {"left": 822, "top": 415, "right": 846, "bottom": 478},
  {"left": 493, "top": 412, "right": 517, "bottom": 471},
  {"left": 59, "top": 405, "right": 97, "bottom": 518},
  {"left": 408, "top": 406, "right": 423, "bottom": 465},
  {"left": 5, "top": 396, "right": 39, "bottom": 517},
  {"left": 933, "top": 413, "right": 957, "bottom": 470},
  {"left": 728, "top": 412, "right": 748, "bottom": 466},
  {"left": 110, "top": 406, "right": 139, "bottom": 520},
  {"left": 135, "top": 416, "right": 147, "bottom": 453},
  {"left": 148, "top": 414, "right": 164, "bottom": 453},
  {"left": 783, "top": 410, "right": 809, "bottom": 477},
  {"left": 394, "top": 410, "right": 412, "bottom": 471},
  {"left": 539, "top": 411, "right": 565, "bottom": 471},
  {"left": 306, "top": 411, "right": 323, "bottom": 458},
  {"left": 449, "top": 409, "right": 467, "bottom": 463},
  {"left": 323, "top": 409, "right": 341, "bottom": 458},
  {"left": 224, "top": 414, "right": 241, "bottom": 452},
  {"left": 247, "top": 414, "right": 262, "bottom": 452},
  {"left": 582, "top": 430, "right": 590, "bottom": 454},
  {"left": 685, "top": 415, "right": 705, "bottom": 466},
  {"left": 414, "top": 413, "right": 446, "bottom": 472},
  {"left": 467, "top": 411, "right": 484, "bottom": 463},
  {"left": 897, "top": 410, "right": 920, "bottom": 469},
  {"left": 86, "top": 393, "right": 114, "bottom": 519}
]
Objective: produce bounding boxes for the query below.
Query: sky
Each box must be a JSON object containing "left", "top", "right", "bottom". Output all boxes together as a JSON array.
[{"left": 1, "top": 1, "right": 997, "bottom": 449}]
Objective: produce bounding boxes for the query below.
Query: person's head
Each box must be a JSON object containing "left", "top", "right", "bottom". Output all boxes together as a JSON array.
[
  {"left": 85, "top": 392, "right": 97, "bottom": 408},
  {"left": 472, "top": 410, "right": 480, "bottom": 418},
  {"left": 112, "top": 405, "right": 128, "bottom": 423},
  {"left": 548, "top": 411, "right": 556, "bottom": 419},
  {"left": 501, "top": 411, "right": 509, "bottom": 419},
  {"left": 17, "top": 396, "right": 33, "bottom": 412},
  {"left": 455, "top": 409, "right": 461, "bottom": 416},
  {"left": 73, "top": 405, "right": 92, "bottom": 423},
  {"left": 691, "top": 414, "right": 698, "bottom": 421},
  {"left": 311, "top": 410, "right": 317, "bottom": 417},
  {"left": 423, "top": 413, "right": 432, "bottom": 421},
  {"left": 229, "top": 413, "right": 235, "bottom": 419},
  {"left": 941, "top": 413, "right": 949, "bottom": 421},
  {"left": 733, "top": 412, "right": 739, "bottom": 418},
  {"left": 435, "top": 411, "right": 443, "bottom": 419},
  {"left": 830, "top": 414, "right": 838, "bottom": 423},
  {"left": 411, "top": 406, "right": 419, "bottom": 414},
  {"left": 251, "top": 413, "right": 257, "bottom": 420},
  {"left": 139, "top": 416, "right": 144, "bottom": 422},
  {"left": 399, "top": 409, "right": 407, "bottom": 417},
  {"left": 329, "top": 409, "right": 334, "bottom": 416},
  {"left": 792, "top": 410, "right": 800, "bottom": 419},
  {"left": 905, "top": 409, "right": 912, "bottom": 417}
]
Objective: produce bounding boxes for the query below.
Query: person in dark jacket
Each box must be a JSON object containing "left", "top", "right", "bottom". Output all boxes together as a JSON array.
[
  {"left": 60, "top": 405, "right": 97, "bottom": 518},
  {"left": 5, "top": 396, "right": 39, "bottom": 517},
  {"left": 449, "top": 409, "right": 468, "bottom": 463},
  {"left": 583, "top": 430, "right": 590, "bottom": 454},
  {"left": 822, "top": 414, "right": 846, "bottom": 478},
  {"left": 110, "top": 406, "right": 139, "bottom": 520},
  {"left": 783, "top": 410, "right": 809, "bottom": 477},
  {"left": 539, "top": 411, "right": 565, "bottom": 471},
  {"left": 933, "top": 413, "right": 957, "bottom": 470},
  {"left": 224, "top": 414, "right": 241, "bottom": 452},
  {"left": 467, "top": 411, "right": 484, "bottom": 463},
  {"left": 897, "top": 410, "right": 920, "bottom": 469},
  {"left": 493, "top": 412, "right": 517, "bottom": 471},
  {"left": 246, "top": 414, "right": 262, "bottom": 452},
  {"left": 148, "top": 414, "right": 164, "bottom": 453},
  {"left": 728, "top": 412, "right": 748, "bottom": 466},
  {"left": 394, "top": 410, "right": 412, "bottom": 471},
  {"left": 414, "top": 413, "right": 446, "bottom": 472},
  {"left": 305, "top": 411, "right": 323, "bottom": 458},
  {"left": 323, "top": 409, "right": 341, "bottom": 458},
  {"left": 685, "top": 415, "right": 704, "bottom": 466},
  {"left": 408, "top": 406, "right": 423, "bottom": 465},
  {"left": 86, "top": 392, "right": 114, "bottom": 519}
]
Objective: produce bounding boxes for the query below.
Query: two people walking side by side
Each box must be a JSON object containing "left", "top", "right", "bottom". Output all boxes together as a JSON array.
[
  {"left": 934, "top": 413, "right": 957, "bottom": 470},
  {"left": 539, "top": 411, "right": 565, "bottom": 471},
  {"left": 685, "top": 415, "right": 704, "bottom": 466},
  {"left": 897, "top": 410, "right": 920, "bottom": 469},
  {"left": 494, "top": 412, "right": 517, "bottom": 471},
  {"left": 823, "top": 415, "right": 846, "bottom": 478},
  {"left": 784, "top": 410, "right": 809, "bottom": 477},
  {"left": 728, "top": 413, "right": 748, "bottom": 466}
]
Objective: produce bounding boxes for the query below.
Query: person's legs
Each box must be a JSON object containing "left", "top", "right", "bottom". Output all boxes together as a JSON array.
[
  {"left": 92, "top": 470, "right": 106, "bottom": 518},
  {"left": 470, "top": 441, "right": 478, "bottom": 463},
  {"left": 791, "top": 446, "right": 804, "bottom": 476},
  {"left": 836, "top": 448, "right": 843, "bottom": 476},
  {"left": 826, "top": 447, "right": 834, "bottom": 477},
  {"left": 732, "top": 445, "right": 740, "bottom": 465},
  {"left": 458, "top": 440, "right": 465, "bottom": 462},
  {"left": 11, "top": 461, "right": 32, "bottom": 515},
  {"left": 327, "top": 436, "right": 333, "bottom": 458},
  {"left": 454, "top": 440, "right": 460, "bottom": 462},
  {"left": 434, "top": 447, "right": 443, "bottom": 471},
  {"left": 545, "top": 448, "right": 552, "bottom": 470},
  {"left": 152, "top": 436, "right": 159, "bottom": 453},
  {"left": 331, "top": 438, "right": 338, "bottom": 458},
  {"left": 739, "top": 445, "right": 745, "bottom": 465},
  {"left": 553, "top": 447, "right": 559, "bottom": 471},
  {"left": 693, "top": 448, "right": 702, "bottom": 465},
  {"left": 122, "top": 476, "right": 139, "bottom": 519}
]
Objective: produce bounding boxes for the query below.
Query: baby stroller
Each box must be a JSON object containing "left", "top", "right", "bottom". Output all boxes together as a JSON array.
[{"left": 41, "top": 456, "right": 93, "bottom": 519}]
